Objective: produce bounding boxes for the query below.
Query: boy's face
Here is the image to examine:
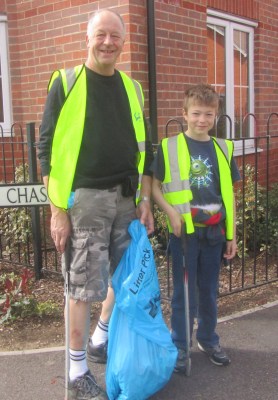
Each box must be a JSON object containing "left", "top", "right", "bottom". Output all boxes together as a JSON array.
[{"left": 183, "top": 101, "right": 217, "bottom": 141}]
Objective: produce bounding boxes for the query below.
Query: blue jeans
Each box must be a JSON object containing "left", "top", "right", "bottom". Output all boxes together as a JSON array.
[{"left": 170, "top": 229, "right": 223, "bottom": 349}]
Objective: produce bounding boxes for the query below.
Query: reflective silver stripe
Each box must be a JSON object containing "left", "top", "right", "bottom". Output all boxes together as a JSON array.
[
  {"left": 214, "top": 138, "right": 228, "bottom": 160},
  {"left": 131, "top": 79, "right": 144, "bottom": 112},
  {"left": 137, "top": 141, "right": 145, "bottom": 152},
  {"left": 136, "top": 173, "right": 143, "bottom": 201},
  {"left": 167, "top": 135, "right": 178, "bottom": 156},
  {"left": 174, "top": 203, "right": 191, "bottom": 214},
  {"left": 163, "top": 179, "right": 190, "bottom": 192},
  {"left": 167, "top": 135, "right": 188, "bottom": 183},
  {"left": 163, "top": 134, "right": 192, "bottom": 219},
  {"left": 65, "top": 68, "right": 77, "bottom": 95},
  {"left": 167, "top": 135, "right": 179, "bottom": 177}
]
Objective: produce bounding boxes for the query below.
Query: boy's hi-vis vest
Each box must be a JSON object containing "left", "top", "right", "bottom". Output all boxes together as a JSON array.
[
  {"left": 47, "top": 64, "right": 146, "bottom": 209},
  {"left": 161, "top": 132, "right": 234, "bottom": 240}
]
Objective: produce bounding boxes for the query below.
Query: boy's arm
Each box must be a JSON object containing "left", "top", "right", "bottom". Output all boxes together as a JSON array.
[
  {"left": 223, "top": 193, "right": 237, "bottom": 260},
  {"left": 152, "top": 176, "right": 184, "bottom": 237}
]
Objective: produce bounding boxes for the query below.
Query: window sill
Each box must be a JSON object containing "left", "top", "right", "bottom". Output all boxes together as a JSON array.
[{"left": 233, "top": 139, "right": 263, "bottom": 157}]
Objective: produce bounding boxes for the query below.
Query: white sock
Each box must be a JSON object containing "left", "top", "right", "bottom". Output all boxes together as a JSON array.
[
  {"left": 91, "top": 318, "right": 109, "bottom": 346},
  {"left": 69, "top": 349, "right": 88, "bottom": 382}
]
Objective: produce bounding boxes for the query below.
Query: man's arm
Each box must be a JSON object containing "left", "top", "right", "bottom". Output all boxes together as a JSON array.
[
  {"left": 38, "top": 77, "right": 65, "bottom": 177},
  {"left": 136, "top": 175, "right": 154, "bottom": 235},
  {"left": 39, "top": 76, "right": 70, "bottom": 253},
  {"left": 43, "top": 176, "right": 71, "bottom": 254},
  {"left": 135, "top": 115, "right": 154, "bottom": 235}
]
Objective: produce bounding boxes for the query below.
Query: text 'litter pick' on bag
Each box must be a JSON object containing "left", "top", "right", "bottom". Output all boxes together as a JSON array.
[{"left": 106, "top": 219, "right": 177, "bottom": 400}]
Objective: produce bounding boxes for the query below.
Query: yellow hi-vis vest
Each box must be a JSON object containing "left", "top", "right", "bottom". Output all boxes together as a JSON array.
[
  {"left": 161, "top": 132, "right": 234, "bottom": 240},
  {"left": 47, "top": 64, "right": 146, "bottom": 209}
]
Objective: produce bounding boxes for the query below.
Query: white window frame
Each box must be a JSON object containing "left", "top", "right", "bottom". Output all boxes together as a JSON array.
[
  {"left": 0, "top": 15, "right": 12, "bottom": 135},
  {"left": 207, "top": 9, "right": 258, "bottom": 154}
]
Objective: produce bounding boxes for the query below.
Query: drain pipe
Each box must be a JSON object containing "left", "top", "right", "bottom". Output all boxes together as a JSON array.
[{"left": 146, "top": 0, "right": 158, "bottom": 143}]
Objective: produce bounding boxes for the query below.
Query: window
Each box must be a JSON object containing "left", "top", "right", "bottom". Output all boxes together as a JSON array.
[
  {"left": 207, "top": 10, "right": 257, "bottom": 145},
  {"left": 0, "top": 15, "right": 12, "bottom": 134}
]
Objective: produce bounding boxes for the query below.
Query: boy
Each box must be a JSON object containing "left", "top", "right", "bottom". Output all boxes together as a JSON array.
[{"left": 152, "top": 84, "right": 240, "bottom": 372}]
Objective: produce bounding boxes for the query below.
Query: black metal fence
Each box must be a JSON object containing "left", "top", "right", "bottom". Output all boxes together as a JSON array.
[
  {"left": 0, "top": 121, "right": 277, "bottom": 297},
  {"left": 0, "top": 123, "right": 58, "bottom": 279}
]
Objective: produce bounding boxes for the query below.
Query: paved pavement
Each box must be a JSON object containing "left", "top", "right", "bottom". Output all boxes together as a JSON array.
[{"left": 1, "top": 301, "right": 278, "bottom": 400}]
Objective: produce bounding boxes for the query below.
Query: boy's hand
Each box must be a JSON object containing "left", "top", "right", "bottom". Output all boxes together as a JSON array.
[
  {"left": 223, "top": 238, "right": 237, "bottom": 260},
  {"left": 169, "top": 209, "right": 184, "bottom": 237}
]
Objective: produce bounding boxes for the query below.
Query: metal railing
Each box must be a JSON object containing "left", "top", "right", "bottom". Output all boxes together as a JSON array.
[{"left": 0, "top": 121, "right": 277, "bottom": 297}]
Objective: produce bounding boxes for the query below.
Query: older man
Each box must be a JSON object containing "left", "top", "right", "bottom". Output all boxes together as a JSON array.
[{"left": 38, "top": 9, "right": 153, "bottom": 399}]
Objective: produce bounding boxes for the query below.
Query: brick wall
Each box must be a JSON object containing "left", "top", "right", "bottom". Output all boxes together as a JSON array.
[
  {"left": 154, "top": 1, "right": 207, "bottom": 137},
  {"left": 4, "top": 0, "right": 138, "bottom": 131},
  {"left": 2, "top": 0, "right": 278, "bottom": 172},
  {"left": 122, "top": 1, "right": 149, "bottom": 113},
  {"left": 253, "top": 0, "right": 278, "bottom": 138},
  {"left": 146, "top": 0, "right": 277, "bottom": 141},
  {"left": 208, "top": 0, "right": 278, "bottom": 135},
  {"left": 207, "top": 0, "right": 259, "bottom": 19}
]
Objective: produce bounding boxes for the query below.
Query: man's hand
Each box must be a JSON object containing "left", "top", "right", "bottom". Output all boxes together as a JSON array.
[
  {"left": 50, "top": 208, "right": 71, "bottom": 253},
  {"left": 137, "top": 175, "right": 154, "bottom": 235},
  {"left": 136, "top": 200, "right": 154, "bottom": 235},
  {"left": 42, "top": 176, "right": 71, "bottom": 253}
]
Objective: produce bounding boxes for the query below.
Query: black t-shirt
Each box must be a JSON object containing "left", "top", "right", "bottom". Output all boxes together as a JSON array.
[{"left": 38, "top": 67, "right": 153, "bottom": 190}]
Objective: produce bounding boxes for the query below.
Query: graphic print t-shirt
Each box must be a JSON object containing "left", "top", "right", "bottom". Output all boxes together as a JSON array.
[
  {"left": 152, "top": 133, "right": 240, "bottom": 217},
  {"left": 187, "top": 135, "right": 223, "bottom": 213}
]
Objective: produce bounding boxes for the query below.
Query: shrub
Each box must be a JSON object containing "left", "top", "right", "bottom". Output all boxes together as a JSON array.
[
  {"left": 260, "top": 182, "right": 278, "bottom": 255},
  {"left": 0, "top": 268, "right": 60, "bottom": 323},
  {"left": 152, "top": 204, "right": 168, "bottom": 251},
  {"left": 235, "top": 165, "right": 278, "bottom": 257},
  {"left": 0, "top": 164, "right": 31, "bottom": 257},
  {"left": 0, "top": 268, "right": 34, "bottom": 323}
]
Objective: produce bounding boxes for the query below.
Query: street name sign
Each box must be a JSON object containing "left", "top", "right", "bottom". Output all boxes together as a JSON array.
[{"left": 0, "top": 184, "right": 49, "bottom": 207}]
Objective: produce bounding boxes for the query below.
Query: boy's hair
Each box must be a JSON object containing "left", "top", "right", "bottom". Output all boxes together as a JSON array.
[{"left": 183, "top": 83, "right": 219, "bottom": 112}]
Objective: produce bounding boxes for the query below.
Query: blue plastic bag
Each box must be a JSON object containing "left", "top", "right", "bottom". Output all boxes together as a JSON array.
[{"left": 106, "top": 220, "right": 177, "bottom": 400}]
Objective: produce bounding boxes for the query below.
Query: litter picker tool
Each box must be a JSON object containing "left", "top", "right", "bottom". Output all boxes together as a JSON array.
[
  {"left": 64, "top": 239, "right": 71, "bottom": 400},
  {"left": 165, "top": 118, "right": 191, "bottom": 375},
  {"left": 181, "top": 232, "right": 191, "bottom": 376}
]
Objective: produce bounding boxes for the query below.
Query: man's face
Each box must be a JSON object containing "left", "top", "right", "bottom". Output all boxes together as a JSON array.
[{"left": 86, "top": 11, "right": 125, "bottom": 75}]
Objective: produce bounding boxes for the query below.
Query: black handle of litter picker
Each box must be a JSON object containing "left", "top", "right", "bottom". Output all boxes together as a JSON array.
[
  {"left": 64, "top": 239, "right": 71, "bottom": 274},
  {"left": 181, "top": 231, "right": 188, "bottom": 274}
]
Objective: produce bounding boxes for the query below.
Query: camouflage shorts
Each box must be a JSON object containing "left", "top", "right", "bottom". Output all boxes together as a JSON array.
[{"left": 62, "top": 186, "right": 136, "bottom": 302}]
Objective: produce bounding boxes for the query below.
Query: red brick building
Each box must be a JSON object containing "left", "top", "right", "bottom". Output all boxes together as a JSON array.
[{"left": 1, "top": 0, "right": 278, "bottom": 174}]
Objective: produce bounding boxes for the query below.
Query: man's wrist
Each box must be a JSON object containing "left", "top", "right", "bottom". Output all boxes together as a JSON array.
[{"left": 138, "top": 195, "right": 151, "bottom": 205}]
